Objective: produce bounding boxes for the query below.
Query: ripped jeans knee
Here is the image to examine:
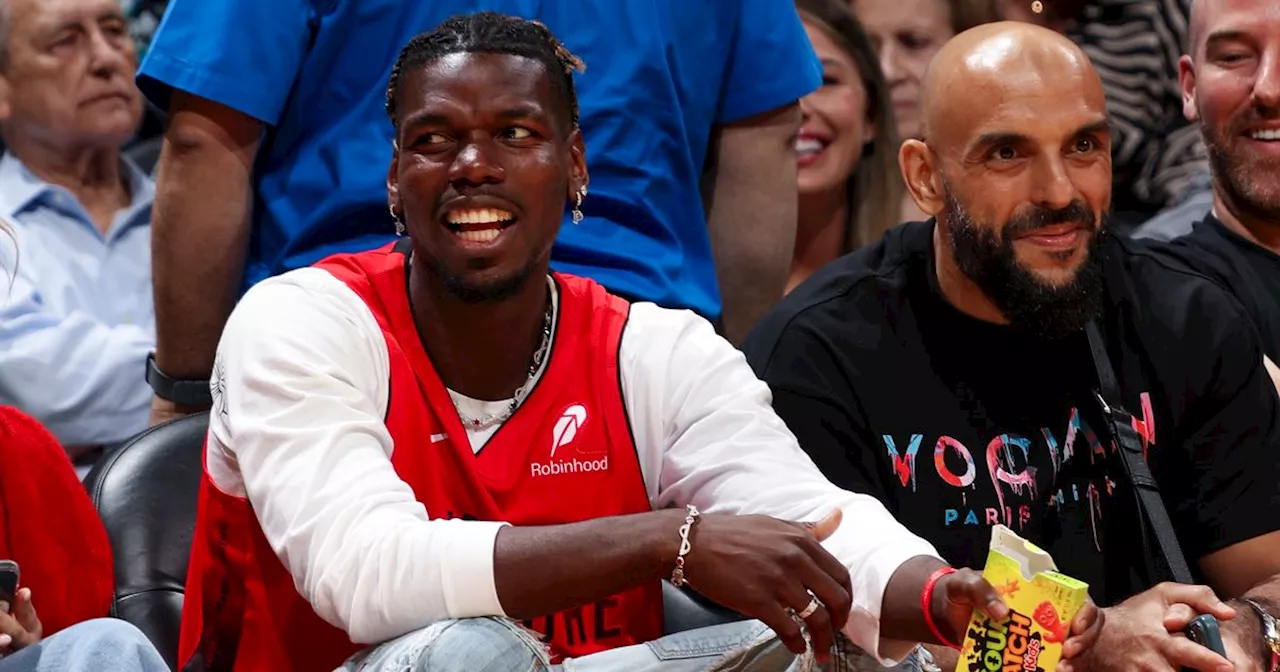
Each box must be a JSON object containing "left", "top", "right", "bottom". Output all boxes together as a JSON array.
[{"left": 342, "top": 617, "right": 552, "bottom": 672}]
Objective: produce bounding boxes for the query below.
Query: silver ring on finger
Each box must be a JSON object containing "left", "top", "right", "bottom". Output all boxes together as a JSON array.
[{"left": 798, "top": 594, "right": 822, "bottom": 619}]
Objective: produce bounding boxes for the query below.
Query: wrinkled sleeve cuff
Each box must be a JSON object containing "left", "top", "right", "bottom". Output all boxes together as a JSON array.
[
  {"left": 844, "top": 545, "right": 944, "bottom": 665},
  {"left": 439, "top": 521, "right": 511, "bottom": 618}
]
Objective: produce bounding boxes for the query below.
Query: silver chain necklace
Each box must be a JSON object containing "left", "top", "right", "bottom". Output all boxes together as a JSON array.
[{"left": 453, "top": 301, "right": 553, "bottom": 430}]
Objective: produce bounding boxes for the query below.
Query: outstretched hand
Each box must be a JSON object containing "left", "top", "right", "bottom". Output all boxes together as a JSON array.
[{"left": 682, "top": 508, "right": 851, "bottom": 664}]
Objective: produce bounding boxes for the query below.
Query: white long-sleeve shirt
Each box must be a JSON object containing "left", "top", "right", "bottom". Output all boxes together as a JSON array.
[{"left": 206, "top": 267, "right": 942, "bottom": 664}]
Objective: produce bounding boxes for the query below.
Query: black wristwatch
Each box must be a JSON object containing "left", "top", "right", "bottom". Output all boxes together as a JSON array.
[{"left": 145, "top": 352, "right": 213, "bottom": 407}]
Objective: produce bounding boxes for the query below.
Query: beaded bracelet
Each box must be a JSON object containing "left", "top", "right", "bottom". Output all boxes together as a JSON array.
[{"left": 670, "top": 505, "right": 700, "bottom": 587}]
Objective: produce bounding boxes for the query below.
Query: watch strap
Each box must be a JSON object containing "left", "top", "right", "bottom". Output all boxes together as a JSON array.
[
  {"left": 1242, "top": 598, "right": 1280, "bottom": 672},
  {"left": 145, "top": 353, "right": 213, "bottom": 407}
]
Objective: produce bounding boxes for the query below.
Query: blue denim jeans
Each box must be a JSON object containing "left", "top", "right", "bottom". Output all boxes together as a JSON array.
[
  {"left": 342, "top": 617, "right": 936, "bottom": 672},
  {"left": 0, "top": 618, "right": 170, "bottom": 672}
]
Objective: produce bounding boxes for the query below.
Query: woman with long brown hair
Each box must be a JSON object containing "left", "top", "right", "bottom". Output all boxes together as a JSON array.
[{"left": 789, "top": 0, "right": 904, "bottom": 292}]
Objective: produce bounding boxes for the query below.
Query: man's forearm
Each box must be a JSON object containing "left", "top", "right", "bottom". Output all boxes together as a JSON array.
[
  {"left": 1215, "top": 575, "right": 1280, "bottom": 669},
  {"left": 879, "top": 555, "right": 953, "bottom": 644},
  {"left": 152, "top": 93, "right": 261, "bottom": 384},
  {"left": 1242, "top": 574, "right": 1280, "bottom": 603},
  {"left": 493, "top": 509, "right": 685, "bottom": 619},
  {"left": 703, "top": 104, "right": 801, "bottom": 345},
  {"left": 1220, "top": 593, "right": 1279, "bottom": 672}
]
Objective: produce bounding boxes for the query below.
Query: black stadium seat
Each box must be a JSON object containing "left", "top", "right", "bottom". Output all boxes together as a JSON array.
[
  {"left": 83, "top": 412, "right": 744, "bottom": 669},
  {"left": 85, "top": 413, "right": 207, "bottom": 671}
]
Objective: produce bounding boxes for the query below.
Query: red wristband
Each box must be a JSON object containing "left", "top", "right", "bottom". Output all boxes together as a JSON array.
[{"left": 922, "top": 566, "right": 961, "bottom": 650}]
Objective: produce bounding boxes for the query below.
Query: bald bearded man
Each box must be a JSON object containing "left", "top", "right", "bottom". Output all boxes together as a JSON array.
[{"left": 746, "top": 22, "right": 1280, "bottom": 672}]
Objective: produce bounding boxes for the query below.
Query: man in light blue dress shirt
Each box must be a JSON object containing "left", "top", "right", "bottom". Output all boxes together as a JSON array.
[{"left": 0, "top": 0, "right": 153, "bottom": 466}]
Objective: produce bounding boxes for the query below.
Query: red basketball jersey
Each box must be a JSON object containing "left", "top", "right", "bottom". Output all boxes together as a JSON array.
[{"left": 179, "top": 242, "right": 660, "bottom": 671}]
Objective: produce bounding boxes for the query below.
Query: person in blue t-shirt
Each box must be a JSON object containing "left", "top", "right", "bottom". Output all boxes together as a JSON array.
[{"left": 138, "top": 0, "right": 820, "bottom": 425}]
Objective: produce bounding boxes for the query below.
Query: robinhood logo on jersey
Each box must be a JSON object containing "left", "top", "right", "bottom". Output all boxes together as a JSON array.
[{"left": 531, "top": 404, "right": 609, "bottom": 477}]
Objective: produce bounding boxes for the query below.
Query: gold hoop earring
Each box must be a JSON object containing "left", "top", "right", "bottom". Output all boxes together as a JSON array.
[{"left": 571, "top": 187, "right": 587, "bottom": 225}]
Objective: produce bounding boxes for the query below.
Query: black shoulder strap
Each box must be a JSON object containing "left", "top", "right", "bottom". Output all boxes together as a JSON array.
[
  {"left": 1086, "top": 320, "right": 1123, "bottom": 406},
  {"left": 1085, "top": 320, "right": 1194, "bottom": 585}
]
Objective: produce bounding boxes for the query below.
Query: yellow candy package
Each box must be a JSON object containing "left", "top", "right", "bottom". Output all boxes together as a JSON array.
[{"left": 958, "top": 525, "right": 1089, "bottom": 671}]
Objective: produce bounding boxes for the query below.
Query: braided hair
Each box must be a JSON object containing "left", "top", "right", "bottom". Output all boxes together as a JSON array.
[{"left": 385, "top": 12, "right": 586, "bottom": 132}]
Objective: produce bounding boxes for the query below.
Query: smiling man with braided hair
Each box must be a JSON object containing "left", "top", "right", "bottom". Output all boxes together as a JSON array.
[
  {"left": 140, "top": 0, "right": 822, "bottom": 432},
  {"left": 173, "top": 14, "right": 1106, "bottom": 672}
]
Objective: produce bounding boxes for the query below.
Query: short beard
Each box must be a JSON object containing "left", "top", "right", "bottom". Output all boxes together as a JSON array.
[
  {"left": 942, "top": 184, "right": 1107, "bottom": 340},
  {"left": 421, "top": 253, "right": 538, "bottom": 305},
  {"left": 1203, "top": 115, "right": 1280, "bottom": 218}
]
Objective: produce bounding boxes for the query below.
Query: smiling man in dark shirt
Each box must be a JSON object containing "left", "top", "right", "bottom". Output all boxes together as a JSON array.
[
  {"left": 1152, "top": 0, "right": 1280, "bottom": 369},
  {"left": 745, "top": 20, "right": 1280, "bottom": 672}
]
